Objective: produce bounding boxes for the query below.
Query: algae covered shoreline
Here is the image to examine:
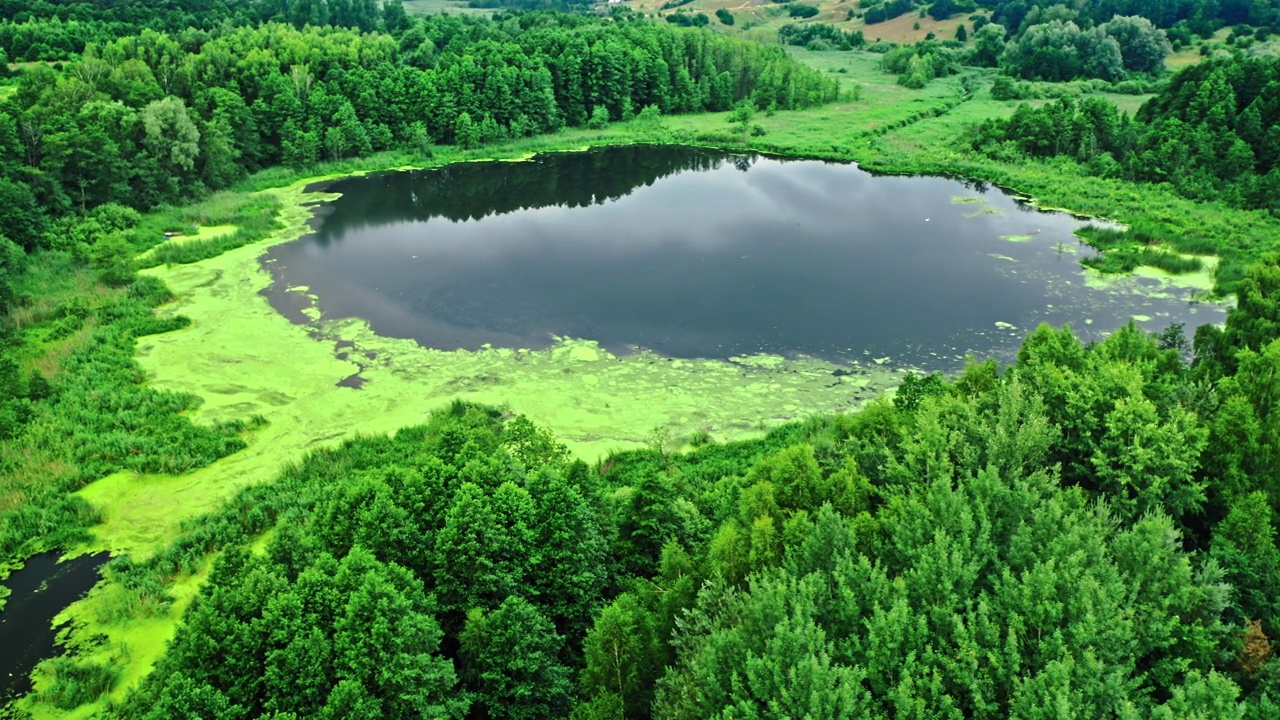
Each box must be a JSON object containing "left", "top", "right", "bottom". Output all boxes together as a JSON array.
[
  {"left": 5, "top": 133, "right": 1235, "bottom": 718},
  {"left": 10, "top": 143, "right": 910, "bottom": 718}
]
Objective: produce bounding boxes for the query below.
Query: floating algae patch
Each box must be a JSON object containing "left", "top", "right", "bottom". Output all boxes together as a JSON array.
[
  {"left": 0, "top": 552, "right": 108, "bottom": 706},
  {"left": 954, "top": 196, "right": 1003, "bottom": 217},
  {"left": 1132, "top": 253, "right": 1220, "bottom": 294},
  {"left": 1000, "top": 234, "right": 1035, "bottom": 242},
  {"left": 16, "top": 561, "right": 210, "bottom": 719},
  {"left": 1084, "top": 253, "right": 1220, "bottom": 297}
]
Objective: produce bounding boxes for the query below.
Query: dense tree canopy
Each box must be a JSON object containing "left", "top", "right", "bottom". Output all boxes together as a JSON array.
[{"left": 973, "top": 55, "right": 1280, "bottom": 213}]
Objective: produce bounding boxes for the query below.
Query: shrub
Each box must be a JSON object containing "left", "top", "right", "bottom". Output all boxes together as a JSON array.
[{"left": 586, "top": 105, "right": 610, "bottom": 129}]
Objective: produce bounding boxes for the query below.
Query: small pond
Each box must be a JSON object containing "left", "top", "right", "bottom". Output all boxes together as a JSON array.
[{"left": 267, "top": 145, "right": 1224, "bottom": 369}]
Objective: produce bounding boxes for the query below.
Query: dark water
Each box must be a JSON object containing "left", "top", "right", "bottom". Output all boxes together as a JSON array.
[
  {"left": 0, "top": 552, "right": 108, "bottom": 704},
  {"left": 268, "top": 145, "right": 1224, "bottom": 369}
]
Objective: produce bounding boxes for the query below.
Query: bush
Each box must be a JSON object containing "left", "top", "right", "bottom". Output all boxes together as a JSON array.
[
  {"left": 789, "top": 3, "right": 820, "bottom": 18},
  {"left": 779, "top": 22, "right": 865, "bottom": 49},
  {"left": 89, "top": 235, "right": 136, "bottom": 287},
  {"left": 635, "top": 105, "right": 662, "bottom": 125},
  {"left": 716, "top": 7, "right": 734, "bottom": 24},
  {"left": 990, "top": 74, "right": 1034, "bottom": 100},
  {"left": 586, "top": 105, "right": 610, "bottom": 129},
  {"left": 665, "top": 11, "right": 709, "bottom": 25}
]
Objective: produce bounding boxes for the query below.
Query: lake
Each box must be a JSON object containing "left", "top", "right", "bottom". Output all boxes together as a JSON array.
[{"left": 267, "top": 145, "right": 1223, "bottom": 369}]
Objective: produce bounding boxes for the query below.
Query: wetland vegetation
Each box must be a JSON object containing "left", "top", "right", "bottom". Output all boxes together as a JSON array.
[{"left": 1, "top": 0, "right": 1279, "bottom": 716}]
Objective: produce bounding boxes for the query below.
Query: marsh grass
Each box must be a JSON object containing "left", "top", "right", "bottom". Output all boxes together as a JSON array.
[
  {"left": 134, "top": 194, "right": 283, "bottom": 268},
  {"left": 36, "top": 658, "right": 121, "bottom": 709},
  {"left": 1075, "top": 224, "right": 1207, "bottom": 273},
  {"left": 0, "top": 275, "right": 264, "bottom": 567},
  {"left": 1082, "top": 246, "right": 1205, "bottom": 274}
]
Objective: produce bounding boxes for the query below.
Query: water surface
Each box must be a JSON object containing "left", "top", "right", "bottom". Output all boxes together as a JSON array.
[
  {"left": 0, "top": 552, "right": 108, "bottom": 703},
  {"left": 268, "top": 146, "right": 1223, "bottom": 368}
]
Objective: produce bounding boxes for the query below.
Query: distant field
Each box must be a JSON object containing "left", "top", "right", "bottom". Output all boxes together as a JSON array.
[
  {"left": 658, "top": 48, "right": 1166, "bottom": 169},
  {"left": 403, "top": 0, "right": 490, "bottom": 15},
  {"left": 1106, "top": 92, "right": 1154, "bottom": 115},
  {"left": 858, "top": 11, "right": 972, "bottom": 44},
  {"left": 627, "top": 0, "right": 976, "bottom": 46}
]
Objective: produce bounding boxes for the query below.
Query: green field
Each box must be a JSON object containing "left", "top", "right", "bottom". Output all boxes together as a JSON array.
[{"left": 402, "top": 0, "right": 491, "bottom": 15}]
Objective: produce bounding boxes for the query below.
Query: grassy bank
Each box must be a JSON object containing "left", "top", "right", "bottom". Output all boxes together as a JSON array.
[
  {"left": 3, "top": 48, "right": 1270, "bottom": 717},
  {"left": 652, "top": 49, "right": 1279, "bottom": 293}
]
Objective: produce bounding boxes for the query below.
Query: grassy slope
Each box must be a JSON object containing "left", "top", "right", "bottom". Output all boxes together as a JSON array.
[
  {"left": 402, "top": 0, "right": 491, "bottom": 15},
  {"left": 632, "top": 0, "right": 974, "bottom": 45},
  {"left": 11, "top": 48, "right": 1275, "bottom": 718}
]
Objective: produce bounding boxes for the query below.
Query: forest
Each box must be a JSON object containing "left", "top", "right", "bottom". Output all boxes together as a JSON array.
[
  {"left": 96, "top": 265, "right": 1280, "bottom": 718},
  {"left": 1, "top": 0, "right": 1279, "bottom": 714},
  {"left": 0, "top": 10, "right": 836, "bottom": 254},
  {"left": 971, "top": 56, "right": 1280, "bottom": 211}
]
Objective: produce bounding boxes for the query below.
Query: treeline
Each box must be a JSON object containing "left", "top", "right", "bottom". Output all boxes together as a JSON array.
[
  {"left": 317, "top": 145, "right": 727, "bottom": 235},
  {"left": 0, "top": 11, "right": 836, "bottom": 254},
  {"left": 858, "top": 0, "right": 1277, "bottom": 35},
  {"left": 984, "top": 0, "right": 1278, "bottom": 35},
  {"left": 972, "top": 55, "right": 1280, "bottom": 212},
  {"left": 877, "top": 14, "right": 1175, "bottom": 85},
  {"left": 778, "top": 22, "right": 866, "bottom": 51},
  {"left": 97, "top": 252, "right": 1280, "bottom": 717},
  {"left": 0, "top": 0, "right": 409, "bottom": 61}
]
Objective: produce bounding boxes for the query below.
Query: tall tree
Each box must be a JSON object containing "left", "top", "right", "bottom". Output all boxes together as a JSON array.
[{"left": 459, "top": 596, "right": 575, "bottom": 720}]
